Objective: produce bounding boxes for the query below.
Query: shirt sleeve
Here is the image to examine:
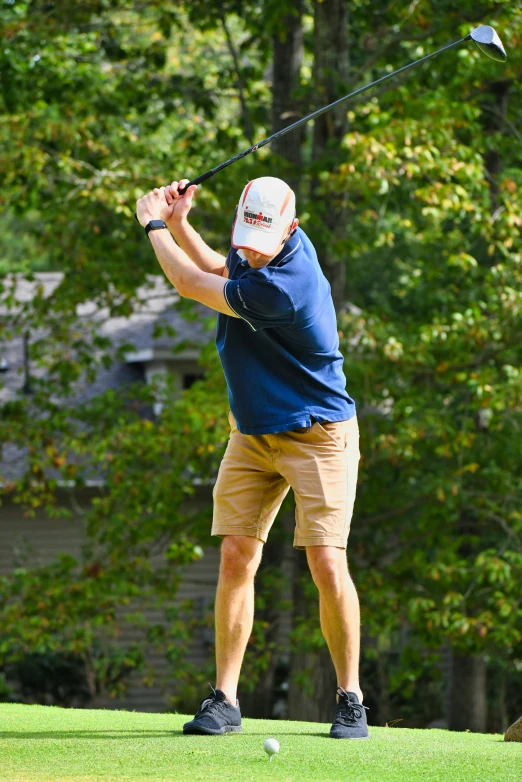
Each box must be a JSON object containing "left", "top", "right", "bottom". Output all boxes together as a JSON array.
[{"left": 224, "top": 272, "right": 295, "bottom": 331}]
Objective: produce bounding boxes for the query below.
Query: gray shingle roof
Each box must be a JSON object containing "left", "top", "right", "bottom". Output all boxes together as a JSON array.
[
  {"left": 0, "top": 273, "right": 214, "bottom": 402},
  {"left": 0, "top": 274, "right": 214, "bottom": 481}
]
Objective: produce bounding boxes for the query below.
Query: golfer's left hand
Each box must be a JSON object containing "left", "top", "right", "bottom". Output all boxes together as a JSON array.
[{"left": 136, "top": 187, "right": 173, "bottom": 227}]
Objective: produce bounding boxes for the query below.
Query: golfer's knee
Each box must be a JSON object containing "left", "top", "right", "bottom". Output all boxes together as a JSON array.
[
  {"left": 220, "top": 535, "right": 262, "bottom": 581},
  {"left": 313, "top": 566, "right": 345, "bottom": 596},
  {"left": 307, "top": 547, "right": 348, "bottom": 595}
]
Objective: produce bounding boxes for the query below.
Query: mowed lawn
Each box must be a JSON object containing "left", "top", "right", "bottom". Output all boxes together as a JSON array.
[{"left": 0, "top": 704, "right": 520, "bottom": 782}]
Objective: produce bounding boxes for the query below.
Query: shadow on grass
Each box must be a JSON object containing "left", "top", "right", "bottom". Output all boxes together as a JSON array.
[
  {"left": 0, "top": 730, "right": 330, "bottom": 740},
  {"left": 0, "top": 731, "right": 175, "bottom": 740}
]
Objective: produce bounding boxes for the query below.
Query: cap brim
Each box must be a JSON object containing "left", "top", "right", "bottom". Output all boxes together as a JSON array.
[{"left": 231, "top": 215, "right": 283, "bottom": 256}]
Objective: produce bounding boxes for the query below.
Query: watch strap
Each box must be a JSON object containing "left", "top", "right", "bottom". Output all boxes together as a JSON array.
[{"left": 145, "top": 219, "right": 168, "bottom": 237}]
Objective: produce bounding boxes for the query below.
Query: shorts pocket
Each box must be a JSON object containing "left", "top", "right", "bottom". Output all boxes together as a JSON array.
[{"left": 313, "top": 421, "right": 346, "bottom": 450}]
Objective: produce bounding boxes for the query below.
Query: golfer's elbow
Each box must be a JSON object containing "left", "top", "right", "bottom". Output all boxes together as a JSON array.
[
  {"left": 174, "top": 278, "right": 191, "bottom": 299},
  {"left": 174, "top": 278, "right": 188, "bottom": 298},
  {"left": 174, "top": 268, "right": 201, "bottom": 299}
]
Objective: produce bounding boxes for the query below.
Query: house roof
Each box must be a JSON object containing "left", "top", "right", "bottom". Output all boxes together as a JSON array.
[
  {"left": 0, "top": 273, "right": 215, "bottom": 482},
  {"left": 0, "top": 273, "right": 214, "bottom": 401}
]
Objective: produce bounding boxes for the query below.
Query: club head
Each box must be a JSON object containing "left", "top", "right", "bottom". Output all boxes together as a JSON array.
[{"left": 469, "top": 25, "right": 507, "bottom": 62}]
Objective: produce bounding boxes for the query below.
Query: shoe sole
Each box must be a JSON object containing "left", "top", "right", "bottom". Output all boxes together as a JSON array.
[
  {"left": 183, "top": 726, "right": 242, "bottom": 735},
  {"left": 330, "top": 734, "right": 370, "bottom": 740}
]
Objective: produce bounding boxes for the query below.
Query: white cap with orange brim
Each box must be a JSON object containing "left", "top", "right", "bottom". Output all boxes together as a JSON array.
[{"left": 231, "top": 176, "right": 296, "bottom": 256}]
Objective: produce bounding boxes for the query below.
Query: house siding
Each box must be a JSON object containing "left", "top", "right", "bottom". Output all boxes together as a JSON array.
[{"left": 0, "top": 489, "right": 220, "bottom": 712}]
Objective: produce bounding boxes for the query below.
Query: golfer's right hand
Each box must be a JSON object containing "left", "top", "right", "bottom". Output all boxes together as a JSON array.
[{"left": 164, "top": 179, "right": 197, "bottom": 224}]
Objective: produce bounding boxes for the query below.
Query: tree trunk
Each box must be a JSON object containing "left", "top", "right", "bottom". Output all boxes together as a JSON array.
[
  {"left": 310, "top": 0, "right": 350, "bottom": 307},
  {"left": 239, "top": 522, "right": 291, "bottom": 719},
  {"left": 312, "top": 0, "right": 350, "bottom": 160},
  {"left": 287, "top": 648, "right": 337, "bottom": 723},
  {"left": 449, "top": 653, "right": 487, "bottom": 732},
  {"left": 271, "top": 0, "right": 304, "bottom": 193},
  {"left": 287, "top": 549, "right": 337, "bottom": 723},
  {"left": 482, "top": 79, "right": 511, "bottom": 218},
  {"left": 487, "top": 663, "right": 508, "bottom": 734},
  {"left": 374, "top": 640, "right": 390, "bottom": 727}
]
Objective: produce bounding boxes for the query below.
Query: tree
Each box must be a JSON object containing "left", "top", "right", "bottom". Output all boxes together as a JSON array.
[
  {"left": 332, "top": 5, "right": 522, "bottom": 729},
  {"left": 2, "top": 0, "right": 522, "bottom": 729}
]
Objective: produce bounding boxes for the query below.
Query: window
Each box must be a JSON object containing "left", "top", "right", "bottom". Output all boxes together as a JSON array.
[{"left": 182, "top": 373, "right": 204, "bottom": 391}]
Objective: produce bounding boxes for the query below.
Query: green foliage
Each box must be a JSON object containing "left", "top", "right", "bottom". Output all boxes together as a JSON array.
[
  {"left": 1, "top": 0, "right": 522, "bottom": 719},
  {"left": 333, "top": 4, "right": 522, "bottom": 673}
]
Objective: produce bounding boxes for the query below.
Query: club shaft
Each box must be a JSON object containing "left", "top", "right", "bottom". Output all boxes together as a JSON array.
[{"left": 179, "top": 35, "right": 468, "bottom": 194}]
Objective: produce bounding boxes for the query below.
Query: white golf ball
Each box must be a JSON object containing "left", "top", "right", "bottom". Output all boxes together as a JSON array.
[{"left": 263, "top": 738, "right": 280, "bottom": 759}]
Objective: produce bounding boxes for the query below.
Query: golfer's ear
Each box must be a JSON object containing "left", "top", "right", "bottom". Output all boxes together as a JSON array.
[{"left": 293, "top": 217, "right": 299, "bottom": 230}]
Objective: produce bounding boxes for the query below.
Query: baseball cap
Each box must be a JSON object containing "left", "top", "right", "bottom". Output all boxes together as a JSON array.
[{"left": 231, "top": 176, "right": 296, "bottom": 256}]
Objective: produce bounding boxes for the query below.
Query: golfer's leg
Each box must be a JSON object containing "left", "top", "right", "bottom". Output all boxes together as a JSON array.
[
  {"left": 215, "top": 535, "right": 264, "bottom": 703},
  {"left": 306, "top": 546, "right": 363, "bottom": 703}
]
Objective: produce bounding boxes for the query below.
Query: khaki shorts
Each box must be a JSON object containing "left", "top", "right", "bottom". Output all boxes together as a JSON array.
[{"left": 212, "top": 413, "right": 360, "bottom": 549}]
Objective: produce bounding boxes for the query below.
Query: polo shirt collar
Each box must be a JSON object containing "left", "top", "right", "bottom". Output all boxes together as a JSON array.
[{"left": 267, "top": 228, "right": 301, "bottom": 267}]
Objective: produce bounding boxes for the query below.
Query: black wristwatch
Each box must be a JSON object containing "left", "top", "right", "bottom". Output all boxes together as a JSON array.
[{"left": 144, "top": 219, "right": 168, "bottom": 237}]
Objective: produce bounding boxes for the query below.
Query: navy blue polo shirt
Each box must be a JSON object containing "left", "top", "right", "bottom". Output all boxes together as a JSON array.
[{"left": 216, "top": 227, "right": 355, "bottom": 434}]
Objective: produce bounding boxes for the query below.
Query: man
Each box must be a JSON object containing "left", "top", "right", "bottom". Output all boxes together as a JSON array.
[{"left": 135, "top": 176, "right": 368, "bottom": 740}]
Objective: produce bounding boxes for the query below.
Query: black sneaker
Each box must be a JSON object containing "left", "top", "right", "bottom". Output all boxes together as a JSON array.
[
  {"left": 330, "top": 687, "right": 370, "bottom": 739},
  {"left": 183, "top": 685, "right": 242, "bottom": 735}
]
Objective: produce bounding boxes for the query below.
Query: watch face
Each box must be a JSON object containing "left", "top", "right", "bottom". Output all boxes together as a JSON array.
[{"left": 145, "top": 220, "right": 167, "bottom": 235}]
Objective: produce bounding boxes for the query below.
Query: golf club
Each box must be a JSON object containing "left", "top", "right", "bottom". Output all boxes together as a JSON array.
[{"left": 176, "top": 25, "right": 506, "bottom": 195}]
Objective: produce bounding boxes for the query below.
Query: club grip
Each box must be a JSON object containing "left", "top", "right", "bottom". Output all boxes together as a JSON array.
[
  {"left": 178, "top": 169, "right": 218, "bottom": 195},
  {"left": 133, "top": 167, "right": 219, "bottom": 222}
]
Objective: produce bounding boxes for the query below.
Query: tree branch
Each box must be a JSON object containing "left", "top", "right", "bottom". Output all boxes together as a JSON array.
[{"left": 221, "top": 16, "right": 254, "bottom": 145}]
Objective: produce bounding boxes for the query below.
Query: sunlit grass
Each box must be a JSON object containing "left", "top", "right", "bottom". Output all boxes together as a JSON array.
[{"left": 0, "top": 703, "right": 520, "bottom": 781}]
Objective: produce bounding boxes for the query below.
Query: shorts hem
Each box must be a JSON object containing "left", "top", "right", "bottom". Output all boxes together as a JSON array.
[
  {"left": 211, "top": 525, "right": 268, "bottom": 543},
  {"left": 293, "top": 536, "right": 348, "bottom": 550}
]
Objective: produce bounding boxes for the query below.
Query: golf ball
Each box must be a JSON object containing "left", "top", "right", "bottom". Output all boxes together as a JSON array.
[{"left": 263, "top": 738, "right": 280, "bottom": 758}]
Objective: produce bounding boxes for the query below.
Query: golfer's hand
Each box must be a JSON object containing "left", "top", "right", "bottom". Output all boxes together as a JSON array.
[
  {"left": 135, "top": 187, "right": 173, "bottom": 227},
  {"left": 164, "top": 179, "right": 197, "bottom": 225}
]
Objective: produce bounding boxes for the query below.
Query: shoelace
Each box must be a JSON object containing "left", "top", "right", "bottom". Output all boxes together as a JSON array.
[
  {"left": 335, "top": 687, "right": 369, "bottom": 726},
  {"left": 194, "top": 684, "right": 226, "bottom": 718}
]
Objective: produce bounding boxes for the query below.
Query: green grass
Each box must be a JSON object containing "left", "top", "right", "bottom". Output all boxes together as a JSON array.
[{"left": 0, "top": 704, "right": 520, "bottom": 782}]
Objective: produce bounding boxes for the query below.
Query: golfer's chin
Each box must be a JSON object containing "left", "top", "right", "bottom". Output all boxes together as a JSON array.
[{"left": 243, "top": 249, "right": 275, "bottom": 268}]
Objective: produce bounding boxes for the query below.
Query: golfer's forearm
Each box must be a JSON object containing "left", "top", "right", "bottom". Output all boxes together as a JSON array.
[
  {"left": 167, "top": 217, "right": 226, "bottom": 275},
  {"left": 148, "top": 229, "right": 201, "bottom": 294}
]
